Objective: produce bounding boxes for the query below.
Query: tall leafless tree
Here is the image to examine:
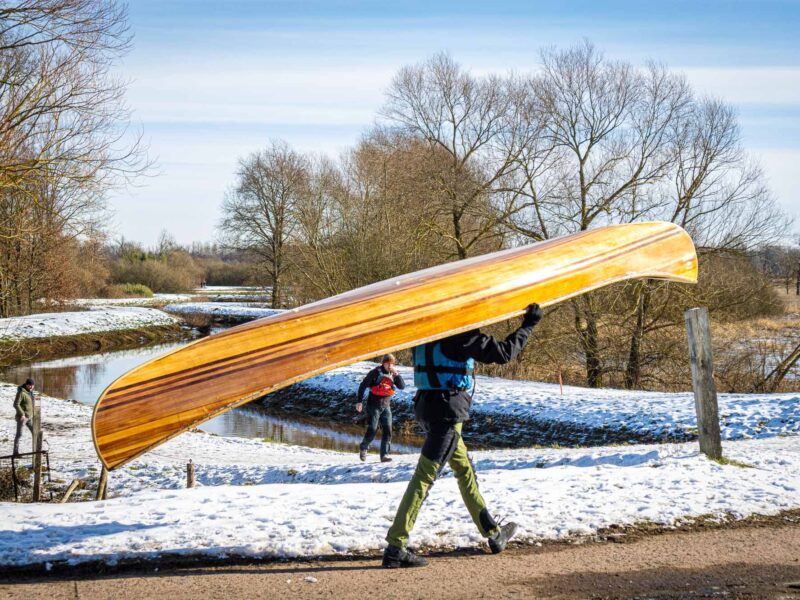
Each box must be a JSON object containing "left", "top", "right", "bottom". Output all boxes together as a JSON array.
[
  {"left": 0, "top": 0, "right": 147, "bottom": 317},
  {"left": 220, "top": 141, "right": 309, "bottom": 307},
  {"left": 381, "top": 53, "right": 531, "bottom": 259}
]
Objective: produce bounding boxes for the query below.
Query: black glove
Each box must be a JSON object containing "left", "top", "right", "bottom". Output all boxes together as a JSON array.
[{"left": 522, "top": 303, "right": 543, "bottom": 328}]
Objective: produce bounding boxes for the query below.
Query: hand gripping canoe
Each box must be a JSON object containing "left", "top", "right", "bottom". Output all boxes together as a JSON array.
[{"left": 92, "top": 221, "right": 697, "bottom": 469}]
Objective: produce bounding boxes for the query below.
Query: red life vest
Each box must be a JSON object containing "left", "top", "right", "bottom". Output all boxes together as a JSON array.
[{"left": 370, "top": 373, "right": 396, "bottom": 397}]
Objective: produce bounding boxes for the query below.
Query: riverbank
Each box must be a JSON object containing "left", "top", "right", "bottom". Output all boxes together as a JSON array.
[
  {"left": 1, "top": 387, "right": 798, "bottom": 569},
  {"left": 162, "top": 302, "right": 283, "bottom": 323},
  {"left": 262, "top": 361, "right": 800, "bottom": 448},
  {"left": 0, "top": 308, "right": 186, "bottom": 366}
]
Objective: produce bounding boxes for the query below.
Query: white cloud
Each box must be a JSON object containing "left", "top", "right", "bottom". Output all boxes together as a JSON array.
[
  {"left": 126, "top": 65, "right": 394, "bottom": 125},
  {"left": 752, "top": 147, "right": 800, "bottom": 233},
  {"left": 680, "top": 67, "right": 800, "bottom": 105}
]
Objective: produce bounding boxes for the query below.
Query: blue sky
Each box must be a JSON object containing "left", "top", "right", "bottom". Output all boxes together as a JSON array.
[{"left": 112, "top": 0, "right": 800, "bottom": 245}]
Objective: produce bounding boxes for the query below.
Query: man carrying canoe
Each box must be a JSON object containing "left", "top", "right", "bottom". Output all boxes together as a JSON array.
[
  {"left": 382, "top": 303, "right": 544, "bottom": 568},
  {"left": 356, "top": 354, "right": 405, "bottom": 462}
]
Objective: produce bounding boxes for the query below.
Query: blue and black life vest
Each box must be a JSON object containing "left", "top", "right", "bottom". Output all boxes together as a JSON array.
[{"left": 412, "top": 342, "right": 474, "bottom": 391}]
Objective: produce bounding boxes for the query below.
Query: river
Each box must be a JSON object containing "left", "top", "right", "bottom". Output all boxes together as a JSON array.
[{"left": 0, "top": 338, "right": 419, "bottom": 454}]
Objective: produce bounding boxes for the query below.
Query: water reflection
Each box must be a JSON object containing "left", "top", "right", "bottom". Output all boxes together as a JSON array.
[
  {"left": 204, "top": 405, "right": 417, "bottom": 454},
  {"left": 0, "top": 340, "right": 418, "bottom": 453}
]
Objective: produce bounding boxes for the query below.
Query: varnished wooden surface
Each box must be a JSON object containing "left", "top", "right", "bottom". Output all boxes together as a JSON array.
[{"left": 93, "top": 222, "right": 698, "bottom": 469}]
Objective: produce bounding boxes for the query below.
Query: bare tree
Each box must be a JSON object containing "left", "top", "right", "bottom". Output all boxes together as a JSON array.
[
  {"left": 503, "top": 41, "right": 786, "bottom": 388},
  {"left": 220, "top": 141, "right": 309, "bottom": 307},
  {"left": 381, "top": 53, "right": 529, "bottom": 259},
  {"left": 0, "top": 0, "right": 148, "bottom": 317},
  {"left": 511, "top": 42, "right": 693, "bottom": 387}
]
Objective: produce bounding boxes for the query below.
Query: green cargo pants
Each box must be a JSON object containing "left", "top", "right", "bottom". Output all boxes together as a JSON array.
[{"left": 386, "top": 422, "right": 498, "bottom": 548}]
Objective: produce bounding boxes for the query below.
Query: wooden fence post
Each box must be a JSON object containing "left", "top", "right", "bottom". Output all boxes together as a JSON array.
[
  {"left": 96, "top": 466, "right": 108, "bottom": 500},
  {"left": 685, "top": 307, "right": 723, "bottom": 459},
  {"left": 186, "top": 460, "right": 196, "bottom": 488},
  {"left": 32, "top": 401, "right": 42, "bottom": 502},
  {"left": 60, "top": 479, "right": 81, "bottom": 503}
]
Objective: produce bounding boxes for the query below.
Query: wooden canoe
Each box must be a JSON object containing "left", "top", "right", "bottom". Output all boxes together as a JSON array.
[{"left": 92, "top": 221, "right": 697, "bottom": 469}]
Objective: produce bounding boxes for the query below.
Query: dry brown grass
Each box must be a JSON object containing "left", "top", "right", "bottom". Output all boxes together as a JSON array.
[
  {"left": 775, "top": 286, "right": 800, "bottom": 312},
  {"left": 474, "top": 309, "right": 800, "bottom": 394}
]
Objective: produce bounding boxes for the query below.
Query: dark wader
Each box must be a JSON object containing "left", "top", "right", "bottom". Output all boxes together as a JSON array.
[{"left": 360, "top": 403, "right": 392, "bottom": 457}]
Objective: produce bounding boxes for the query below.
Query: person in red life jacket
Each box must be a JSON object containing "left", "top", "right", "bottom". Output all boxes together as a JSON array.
[{"left": 356, "top": 354, "right": 405, "bottom": 462}]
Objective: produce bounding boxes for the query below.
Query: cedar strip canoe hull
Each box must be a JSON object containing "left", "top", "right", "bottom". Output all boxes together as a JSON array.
[{"left": 92, "top": 222, "right": 698, "bottom": 469}]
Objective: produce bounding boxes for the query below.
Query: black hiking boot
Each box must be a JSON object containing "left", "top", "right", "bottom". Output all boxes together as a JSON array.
[
  {"left": 359, "top": 448, "right": 366, "bottom": 461},
  {"left": 382, "top": 545, "right": 428, "bottom": 568},
  {"left": 380, "top": 455, "right": 392, "bottom": 463},
  {"left": 488, "top": 521, "right": 518, "bottom": 554}
]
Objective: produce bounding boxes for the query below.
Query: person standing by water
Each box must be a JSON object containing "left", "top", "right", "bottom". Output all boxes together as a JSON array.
[
  {"left": 356, "top": 354, "right": 405, "bottom": 462},
  {"left": 12, "top": 378, "right": 35, "bottom": 456},
  {"left": 382, "top": 303, "right": 544, "bottom": 569}
]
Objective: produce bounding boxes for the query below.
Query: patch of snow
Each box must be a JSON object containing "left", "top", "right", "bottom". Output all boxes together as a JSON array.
[
  {"left": 163, "top": 303, "right": 284, "bottom": 319},
  {"left": 0, "top": 308, "right": 179, "bottom": 341},
  {"left": 70, "top": 294, "right": 195, "bottom": 307}
]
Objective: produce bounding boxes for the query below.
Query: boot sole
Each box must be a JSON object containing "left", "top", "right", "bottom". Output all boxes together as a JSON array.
[{"left": 382, "top": 560, "right": 428, "bottom": 568}]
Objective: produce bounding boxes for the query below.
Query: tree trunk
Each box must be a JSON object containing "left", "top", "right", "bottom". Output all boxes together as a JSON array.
[
  {"left": 796, "top": 261, "right": 799, "bottom": 296},
  {"left": 270, "top": 279, "right": 280, "bottom": 309},
  {"left": 452, "top": 210, "right": 467, "bottom": 260},
  {"left": 574, "top": 297, "right": 602, "bottom": 388},
  {"left": 624, "top": 280, "right": 651, "bottom": 389}
]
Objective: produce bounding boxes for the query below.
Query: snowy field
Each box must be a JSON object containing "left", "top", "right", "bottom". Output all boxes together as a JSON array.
[
  {"left": 0, "top": 384, "right": 798, "bottom": 568},
  {"left": 163, "top": 302, "right": 283, "bottom": 319},
  {"left": 70, "top": 294, "right": 194, "bottom": 307},
  {"left": 0, "top": 308, "right": 179, "bottom": 342},
  {"left": 307, "top": 363, "right": 800, "bottom": 441}
]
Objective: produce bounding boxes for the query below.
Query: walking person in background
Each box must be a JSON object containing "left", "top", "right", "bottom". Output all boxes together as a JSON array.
[
  {"left": 356, "top": 354, "right": 405, "bottom": 462},
  {"left": 382, "top": 303, "right": 544, "bottom": 568},
  {"left": 12, "top": 378, "right": 35, "bottom": 456}
]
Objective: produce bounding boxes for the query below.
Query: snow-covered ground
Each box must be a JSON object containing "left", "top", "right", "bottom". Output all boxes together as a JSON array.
[
  {"left": 306, "top": 363, "right": 800, "bottom": 441},
  {"left": 163, "top": 302, "right": 283, "bottom": 320},
  {"left": 70, "top": 294, "right": 194, "bottom": 307},
  {"left": 0, "top": 384, "right": 798, "bottom": 568},
  {"left": 0, "top": 308, "right": 179, "bottom": 342}
]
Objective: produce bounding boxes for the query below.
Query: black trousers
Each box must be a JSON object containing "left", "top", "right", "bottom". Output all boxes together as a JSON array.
[{"left": 360, "top": 403, "right": 392, "bottom": 457}]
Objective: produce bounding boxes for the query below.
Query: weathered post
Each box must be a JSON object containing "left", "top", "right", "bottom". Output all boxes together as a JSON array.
[
  {"left": 32, "top": 400, "right": 42, "bottom": 502},
  {"left": 685, "top": 307, "right": 723, "bottom": 459},
  {"left": 60, "top": 479, "right": 81, "bottom": 503},
  {"left": 186, "top": 460, "right": 196, "bottom": 488},
  {"left": 96, "top": 466, "right": 108, "bottom": 500}
]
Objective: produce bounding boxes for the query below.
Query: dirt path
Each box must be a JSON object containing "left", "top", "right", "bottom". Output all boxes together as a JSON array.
[{"left": 2, "top": 523, "right": 800, "bottom": 599}]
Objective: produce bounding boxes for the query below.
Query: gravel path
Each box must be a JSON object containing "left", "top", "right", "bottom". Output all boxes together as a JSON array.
[{"left": 2, "top": 523, "right": 799, "bottom": 599}]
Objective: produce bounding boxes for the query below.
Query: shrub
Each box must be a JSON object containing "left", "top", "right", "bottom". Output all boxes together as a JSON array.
[
  {"left": 99, "top": 283, "right": 154, "bottom": 298},
  {"left": 123, "top": 283, "right": 153, "bottom": 297}
]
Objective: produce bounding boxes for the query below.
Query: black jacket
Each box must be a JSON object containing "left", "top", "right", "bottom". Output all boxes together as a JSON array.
[
  {"left": 415, "top": 322, "right": 534, "bottom": 424},
  {"left": 357, "top": 365, "right": 406, "bottom": 407}
]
